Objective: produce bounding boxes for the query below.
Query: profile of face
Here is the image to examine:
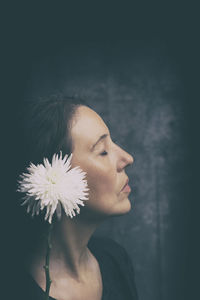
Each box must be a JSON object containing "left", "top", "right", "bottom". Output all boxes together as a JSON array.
[{"left": 70, "top": 106, "right": 134, "bottom": 221}]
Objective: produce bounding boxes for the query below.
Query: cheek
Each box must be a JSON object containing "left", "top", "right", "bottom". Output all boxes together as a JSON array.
[
  {"left": 88, "top": 169, "right": 116, "bottom": 196},
  {"left": 84, "top": 161, "right": 117, "bottom": 199},
  {"left": 71, "top": 154, "right": 118, "bottom": 208}
]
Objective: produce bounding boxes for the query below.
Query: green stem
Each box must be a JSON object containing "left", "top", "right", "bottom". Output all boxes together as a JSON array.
[{"left": 44, "top": 222, "right": 53, "bottom": 300}]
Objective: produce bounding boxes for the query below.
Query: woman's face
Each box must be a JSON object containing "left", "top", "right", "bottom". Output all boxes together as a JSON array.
[{"left": 70, "top": 105, "right": 134, "bottom": 220}]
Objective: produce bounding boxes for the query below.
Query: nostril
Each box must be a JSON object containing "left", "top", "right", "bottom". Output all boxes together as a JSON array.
[{"left": 121, "top": 152, "right": 134, "bottom": 168}]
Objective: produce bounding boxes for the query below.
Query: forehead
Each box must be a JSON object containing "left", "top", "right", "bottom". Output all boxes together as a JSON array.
[{"left": 71, "top": 106, "right": 109, "bottom": 150}]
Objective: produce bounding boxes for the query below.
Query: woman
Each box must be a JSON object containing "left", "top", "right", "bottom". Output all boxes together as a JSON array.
[{"left": 14, "top": 95, "right": 138, "bottom": 300}]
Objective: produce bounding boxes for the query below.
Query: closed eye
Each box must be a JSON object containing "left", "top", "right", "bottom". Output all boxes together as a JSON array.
[{"left": 100, "top": 150, "right": 108, "bottom": 156}]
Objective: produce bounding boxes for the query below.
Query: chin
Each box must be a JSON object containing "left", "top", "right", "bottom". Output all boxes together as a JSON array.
[
  {"left": 79, "top": 196, "right": 132, "bottom": 221},
  {"left": 112, "top": 197, "right": 132, "bottom": 216}
]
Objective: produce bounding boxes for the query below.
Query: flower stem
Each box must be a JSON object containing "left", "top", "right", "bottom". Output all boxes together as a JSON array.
[{"left": 44, "top": 222, "right": 53, "bottom": 300}]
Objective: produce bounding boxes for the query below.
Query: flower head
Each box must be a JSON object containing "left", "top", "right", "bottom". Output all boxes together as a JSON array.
[{"left": 17, "top": 152, "right": 89, "bottom": 223}]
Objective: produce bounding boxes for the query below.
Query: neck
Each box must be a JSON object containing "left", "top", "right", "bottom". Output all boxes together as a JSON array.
[{"left": 28, "top": 215, "right": 101, "bottom": 280}]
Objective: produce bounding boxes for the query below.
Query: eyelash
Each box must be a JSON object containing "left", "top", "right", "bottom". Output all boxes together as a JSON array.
[
  {"left": 100, "top": 150, "right": 108, "bottom": 156},
  {"left": 99, "top": 139, "right": 119, "bottom": 156}
]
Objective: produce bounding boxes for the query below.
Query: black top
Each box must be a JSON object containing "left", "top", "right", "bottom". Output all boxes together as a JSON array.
[{"left": 15, "top": 237, "right": 138, "bottom": 300}]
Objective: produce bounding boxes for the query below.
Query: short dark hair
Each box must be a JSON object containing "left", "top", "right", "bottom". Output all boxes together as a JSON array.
[
  {"left": 17, "top": 94, "right": 90, "bottom": 168},
  {"left": 14, "top": 94, "right": 90, "bottom": 263}
]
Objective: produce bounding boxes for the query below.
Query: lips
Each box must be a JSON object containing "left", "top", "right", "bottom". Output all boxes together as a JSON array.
[{"left": 121, "top": 178, "right": 129, "bottom": 191}]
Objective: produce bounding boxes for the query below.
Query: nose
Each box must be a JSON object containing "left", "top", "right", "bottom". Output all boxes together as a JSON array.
[{"left": 116, "top": 145, "right": 134, "bottom": 172}]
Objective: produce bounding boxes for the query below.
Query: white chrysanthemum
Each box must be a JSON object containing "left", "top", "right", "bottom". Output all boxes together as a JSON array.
[{"left": 17, "top": 152, "right": 89, "bottom": 223}]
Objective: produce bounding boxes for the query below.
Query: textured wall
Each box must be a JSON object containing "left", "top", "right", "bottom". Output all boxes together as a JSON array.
[{"left": 25, "top": 41, "right": 189, "bottom": 300}]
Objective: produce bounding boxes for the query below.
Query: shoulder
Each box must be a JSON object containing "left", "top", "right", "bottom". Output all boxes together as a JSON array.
[
  {"left": 88, "top": 236, "right": 134, "bottom": 270},
  {"left": 88, "top": 236, "right": 138, "bottom": 299}
]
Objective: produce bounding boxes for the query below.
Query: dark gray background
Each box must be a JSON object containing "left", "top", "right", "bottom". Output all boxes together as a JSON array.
[
  {"left": 23, "top": 40, "right": 191, "bottom": 300},
  {"left": 2, "top": 3, "right": 199, "bottom": 299}
]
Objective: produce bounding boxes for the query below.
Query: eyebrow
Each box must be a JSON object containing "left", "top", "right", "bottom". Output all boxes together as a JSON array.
[{"left": 91, "top": 133, "right": 109, "bottom": 151}]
